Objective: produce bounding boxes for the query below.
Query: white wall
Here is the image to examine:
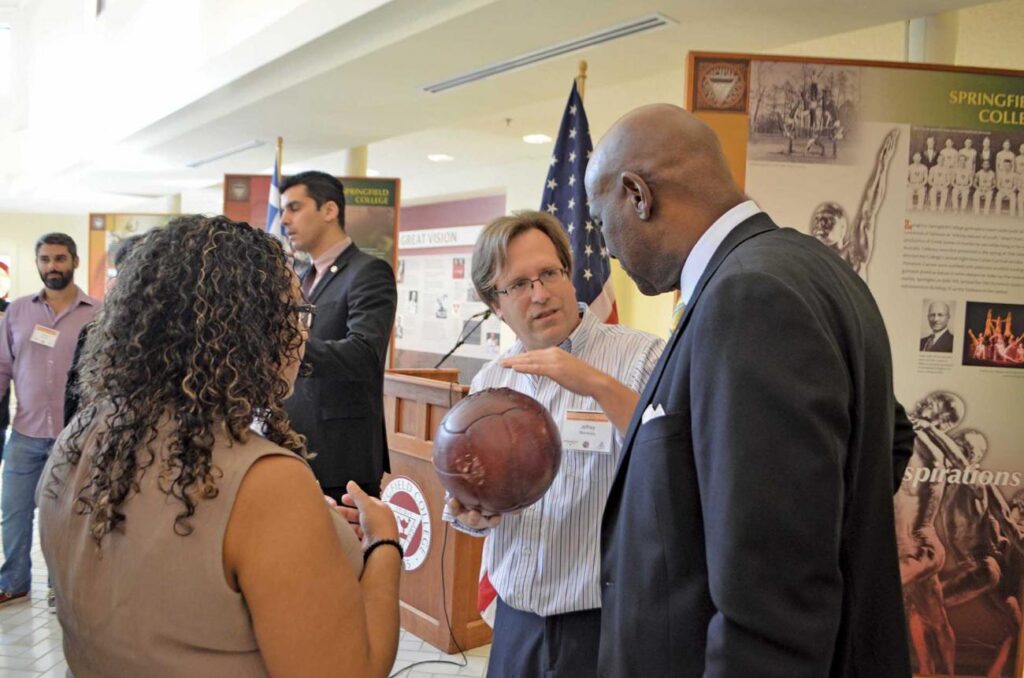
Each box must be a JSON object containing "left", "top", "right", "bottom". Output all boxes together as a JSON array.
[{"left": 180, "top": 187, "right": 227, "bottom": 215}]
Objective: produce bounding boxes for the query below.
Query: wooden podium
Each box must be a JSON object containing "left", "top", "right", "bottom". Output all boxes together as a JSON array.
[{"left": 381, "top": 368, "right": 493, "bottom": 653}]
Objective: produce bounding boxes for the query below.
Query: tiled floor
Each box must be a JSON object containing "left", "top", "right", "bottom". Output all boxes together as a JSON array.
[
  {"left": 0, "top": 536, "right": 68, "bottom": 678},
  {"left": 0, "top": 520, "right": 489, "bottom": 677}
]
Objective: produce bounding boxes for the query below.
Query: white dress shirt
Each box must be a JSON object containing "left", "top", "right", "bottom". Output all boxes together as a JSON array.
[
  {"left": 679, "top": 200, "right": 762, "bottom": 305},
  {"left": 448, "top": 306, "right": 664, "bottom": 616}
]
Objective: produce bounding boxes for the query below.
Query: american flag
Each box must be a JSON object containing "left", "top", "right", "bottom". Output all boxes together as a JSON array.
[{"left": 539, "top": 81, "right": 617, "bottom": 323}]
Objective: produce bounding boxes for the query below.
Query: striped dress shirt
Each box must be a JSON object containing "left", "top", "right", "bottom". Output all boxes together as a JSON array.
[{"left": 455, "top": 306, "right": 664, "bottom": 617}]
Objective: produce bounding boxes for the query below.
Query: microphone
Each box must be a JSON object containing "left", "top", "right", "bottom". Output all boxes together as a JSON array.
[{"left": 434, "top": 309, "right": 493, "bottom": 368}]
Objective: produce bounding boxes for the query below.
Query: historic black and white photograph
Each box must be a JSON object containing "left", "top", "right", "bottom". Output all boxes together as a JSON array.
[
  {"left": 907, "top": 127, "right": 1024, "bottom": 218},
  {"left": 748, "top": 61, "right": 861, "bottom": 163}
]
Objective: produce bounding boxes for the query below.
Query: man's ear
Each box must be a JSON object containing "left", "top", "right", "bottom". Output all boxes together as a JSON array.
[
  {"left": 321, "top": 200, "right": 340, "bottom": 223},
  {"left": 621, "top": 172, "right": 653, "bottom": 221}
]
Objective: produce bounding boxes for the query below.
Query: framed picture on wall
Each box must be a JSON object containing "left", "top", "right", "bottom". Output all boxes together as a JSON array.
[{"left": 87, "top": 213, "right": 177, "bottom": 298}]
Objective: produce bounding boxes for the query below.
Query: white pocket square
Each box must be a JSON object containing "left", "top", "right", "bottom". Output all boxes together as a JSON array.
[{"left": 641, "top": 403, "right": 666, "bottom": 425}]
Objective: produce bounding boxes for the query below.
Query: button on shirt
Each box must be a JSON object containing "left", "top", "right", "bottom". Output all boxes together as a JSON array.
[
  {"left": 304, "top": 237, "right": 352, "bottom": 297},
  {"left": 457, "top": 306, "right": 664, "bottom": 616},
  {"left": 0, "top": 287, "right": 100, "bottom": 438}
]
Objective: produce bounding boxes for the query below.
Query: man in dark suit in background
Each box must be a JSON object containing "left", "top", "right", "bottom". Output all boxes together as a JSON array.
[
  {"left": 281, "top": 171, "right": 397, "bottom": 499},
  {"left": 585, "top": 104, "right": 911, "bottom": 677},
  {"left": 921, "top": 136, "right": 940, "bottom": 168},
  {"left": 919, "top": 301, "right": 954, "bottom": 353}
]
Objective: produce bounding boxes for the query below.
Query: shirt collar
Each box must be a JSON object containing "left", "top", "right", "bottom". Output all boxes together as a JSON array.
[
  {"left": 312, "top": 236, "right": 352, "bottom": 273},
  {"left": 679, "top": 200, "right": 761, "bottom": 305},
  {"left": 32, "top": 285, "right": 96, "bottom": 307},
  {"left": 559, "top": 302, "right": 596, "bottom": 356}
]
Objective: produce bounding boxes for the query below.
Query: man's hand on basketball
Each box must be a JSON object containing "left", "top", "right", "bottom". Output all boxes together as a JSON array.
[{"left": 447, "top": 496, "right": 502, "bottom": 530}]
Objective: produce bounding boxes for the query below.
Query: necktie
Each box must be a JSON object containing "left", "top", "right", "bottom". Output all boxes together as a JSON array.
[
  {"left": 924, "top": 334, "right": 936, "bottom": 350},
  {"left": 670, "top": 299, "right": 686, "bottom": 333},
  {"left": 301, "top": 264, "right": 317, "bottom": 299}
]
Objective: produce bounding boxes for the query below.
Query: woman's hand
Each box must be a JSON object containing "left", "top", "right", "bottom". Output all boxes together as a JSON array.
[{"left": 340, "top": 481, "right": 399, "bottom": 547}]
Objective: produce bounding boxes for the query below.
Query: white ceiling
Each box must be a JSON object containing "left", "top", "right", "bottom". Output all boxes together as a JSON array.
[{"left": 0, "top": 0, "right": 997, "bottom": 212}]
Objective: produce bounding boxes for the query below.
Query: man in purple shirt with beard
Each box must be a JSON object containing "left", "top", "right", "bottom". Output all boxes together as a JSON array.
[{"left": 0, "top": 233, "right": 99, "bottom": 608}]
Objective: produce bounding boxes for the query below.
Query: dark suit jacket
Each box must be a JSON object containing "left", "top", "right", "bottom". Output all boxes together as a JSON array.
[
  {"left": 64, "top": 320, "right": 92, "bottom": 423},
  {"left": 599, "top": 213, "right": 911, "bottom": 677},
  {"left": 919, "top": 330, "right": 953, "bottom": 352},
  {"left": 285, "top": 244, "right": 397, "bottom": 490}
]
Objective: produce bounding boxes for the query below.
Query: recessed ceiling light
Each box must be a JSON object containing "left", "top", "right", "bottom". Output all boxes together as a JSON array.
[
  {"left": 428, "top": 153, "right": 454, "bottom": 162},
  {"left": 366, "top": 169, "right": 381, "bottom": 177},
  {"left": 523, "top": 134, "right": 552, "bottom": 145}
]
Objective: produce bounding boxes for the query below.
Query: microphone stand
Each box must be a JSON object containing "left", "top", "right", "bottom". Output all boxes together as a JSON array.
[{"left": 434, "top": 311, "right": 492, "bottom": 368}]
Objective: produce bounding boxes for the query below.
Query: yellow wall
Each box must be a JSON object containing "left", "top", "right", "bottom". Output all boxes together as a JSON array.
[
  {"left": 764, "top": 20, "right": 908, "bottom": 61},
  {"left": 760, "top": 0, "right": 1024, "bottom": 72},
  {"left": 954, "top": 0, "right": 1024, "bottom": 70},
  {"left": 610, "top": 260, "right": 675, "bottom": 339}
]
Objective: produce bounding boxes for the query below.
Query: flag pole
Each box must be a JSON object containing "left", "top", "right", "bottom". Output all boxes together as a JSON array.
[
  {"left": 275, "top": 136, "right": 284, "bottom": 174},
  {"left": 576, "top": 60, "right": 587, "bottom": 102}
]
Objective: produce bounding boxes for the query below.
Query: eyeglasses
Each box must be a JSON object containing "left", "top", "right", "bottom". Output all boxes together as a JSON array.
[
  {"left": 291, "top": 303, "right": 315, "bottom": 330},
  {"left": 494, "top": 267, "right": 569, "bottom": 299}
]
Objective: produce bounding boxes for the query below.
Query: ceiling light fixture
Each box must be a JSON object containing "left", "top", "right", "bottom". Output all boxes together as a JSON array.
[
  {"left": 522, "top": 134, "right": 552, "bottom": 145},
  {"left": 366, "top": 169, "right": 381, "bottom": 177},
  {"left": 421, "top": 13, "right": 675, "bottom": 94},
  {"left": 427, "top": 154, "right": 454, "bottom": 162}
]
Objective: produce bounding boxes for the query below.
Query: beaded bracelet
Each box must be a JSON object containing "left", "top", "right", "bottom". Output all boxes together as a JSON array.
[{"left": 363, "top": 539, "right": 404, "bottom": 564}]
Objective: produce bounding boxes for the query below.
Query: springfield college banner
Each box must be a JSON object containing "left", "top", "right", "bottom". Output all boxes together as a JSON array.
[{"left": 689, "top": 52, "right": 1024, "bottom": 677}]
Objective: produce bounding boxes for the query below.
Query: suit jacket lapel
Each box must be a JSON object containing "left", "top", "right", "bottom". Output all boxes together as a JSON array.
[
  {"left": 309, "top": 244, "right": 358, "bottom": 303},
  {"left": 613, "top": 213, "right": 779, "bottom": 472}
]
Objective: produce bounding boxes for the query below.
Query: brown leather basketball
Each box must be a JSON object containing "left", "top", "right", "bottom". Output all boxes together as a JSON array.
[{"left": 433, "top": 387, "right": 562, "bottom": 515}]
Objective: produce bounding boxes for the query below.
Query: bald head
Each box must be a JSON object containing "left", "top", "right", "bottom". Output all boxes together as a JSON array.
[
  {"left": 585, "top": 104, "right": 744, "bottom": 296},
  {"left": 587, "top": 104, "right": 739, "bottom": 209}
]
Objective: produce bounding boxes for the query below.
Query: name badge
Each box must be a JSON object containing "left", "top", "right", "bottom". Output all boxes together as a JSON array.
[
  {"left": 30, "top": 325, "right": 59, "bottom": 348},
  {"left": 562, "top": 410, "right": 613, "bottom": 453}
]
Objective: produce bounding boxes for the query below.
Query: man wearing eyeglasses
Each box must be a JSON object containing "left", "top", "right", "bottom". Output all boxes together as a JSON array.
[
  {"left": 445, "top": 210, "right": 664, "bottom": 678},
  {"left": 280, "top": 171, "right": 397, "bottom": 500}
]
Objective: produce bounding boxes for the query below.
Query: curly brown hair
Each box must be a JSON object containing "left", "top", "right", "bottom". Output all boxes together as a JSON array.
[{"left": 48, "top": 215, "right": 308, "bottom": 543}]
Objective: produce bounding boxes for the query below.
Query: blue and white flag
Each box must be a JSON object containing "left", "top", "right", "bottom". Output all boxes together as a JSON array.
[{"left": 265, "top": 155, "right": 287, "bottom": 249}]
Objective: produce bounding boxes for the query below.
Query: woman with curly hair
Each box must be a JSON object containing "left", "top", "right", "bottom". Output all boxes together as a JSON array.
[{"left": 38, "top": 215, "right": 402, "bottom": 677}]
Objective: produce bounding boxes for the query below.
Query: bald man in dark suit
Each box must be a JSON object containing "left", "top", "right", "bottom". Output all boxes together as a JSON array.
[{"left": 586, "top": 105, "right": 911, "bottom": 677}]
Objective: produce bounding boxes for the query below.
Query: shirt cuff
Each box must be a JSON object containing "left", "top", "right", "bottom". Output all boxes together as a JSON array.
[{"left": 441, "top": 497, "right": 490, "bottom": 537}]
